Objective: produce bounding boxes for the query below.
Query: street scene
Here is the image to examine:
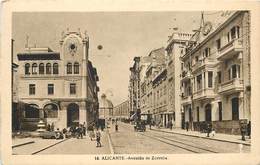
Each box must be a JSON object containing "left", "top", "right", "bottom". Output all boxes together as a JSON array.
[{"left": 11, "top": 11, "right": 251, "bottom": 154}]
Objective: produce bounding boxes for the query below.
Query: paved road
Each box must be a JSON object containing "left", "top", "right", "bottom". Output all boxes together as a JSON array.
[
  {"left": 38, "top": 131, "right": 111, "bottom": 154},
  {"left": 109, "top": 122, "right": 250, "bottom": 154}
]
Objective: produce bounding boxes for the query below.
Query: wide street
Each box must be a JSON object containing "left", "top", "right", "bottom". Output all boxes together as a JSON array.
[
  {"left": 109, "top": 122, "right": 250, "bottom": 154},
  {"left": 13, "top": 121, "right": 250, "bottom": 155}
]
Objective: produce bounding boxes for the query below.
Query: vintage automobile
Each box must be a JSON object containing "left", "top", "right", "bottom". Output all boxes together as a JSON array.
[
  {"left": 40, "top": 131, "right": 64, "bottom": 139},
  {"left": 134, "top": 120, "right": 146, "bottom": 132}
]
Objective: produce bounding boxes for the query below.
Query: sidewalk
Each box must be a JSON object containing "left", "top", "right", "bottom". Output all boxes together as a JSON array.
[
  {"left": 12, "top": 137, "right": 67, "bottom": 155},
  {"left": 150, "top": 127, "right": 251, "bottom": 146},
  {"left": 12, "top": 137, "right": 35, "bottom": 148}
]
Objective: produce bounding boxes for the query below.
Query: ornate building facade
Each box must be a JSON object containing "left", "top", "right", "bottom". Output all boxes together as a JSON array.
[
  {"left": 180, "top": 11, "right": 250, "bottom": 134},
  {"left": 16, "top": 30, "right": 99, "bottom": 131}
]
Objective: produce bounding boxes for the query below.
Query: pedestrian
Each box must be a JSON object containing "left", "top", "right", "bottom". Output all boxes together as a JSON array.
[
  {"left": 46, "top": 124, "right": 51, "bottom": 131},
  {"left": 247, "top": 121, "right": 251, "bottom": 139},
  {"left": 186, "top": 122, "right": 189, "bottom": 132},
  {"left": 211, "top": 128, "right": 216, "bottom": 137},
  {"left": 77, "top": 124, "right": 83, "bottom": 139},
  {"left": 96, "top": 129, "right": 101, "bottom": 147},
  {"left": 115, "top": 122, "right": 118, "bottom": 132},
  {"left": 88, "top": 124, "right": 95, "bottom": 141},
  {"left": 169, "top": 120, "right": 173, "bottom": 130},
  {"left": 83, "top": 122, "right": 86, "bottom": 136},
  {"left": 206, "top": 123, "right": 211, "bottom": 137},
  {"left": 51, "top": 122, "right": 55, "bottom": 132},
  {"left": 240, "top": 121, "right": 247, "bottom": 141}
]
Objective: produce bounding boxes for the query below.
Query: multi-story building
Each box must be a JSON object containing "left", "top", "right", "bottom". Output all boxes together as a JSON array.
[
  {"left": 165, "top": 32, "right": 194, "bottom": 129},
  {"left": 113, "top": 100, "right": 130, "bottom": 120},
  {"left": 180, "top": 11, "right": 250, "bottom": 134},
  {"left": 99, "top": 94, "right": 113, "bottom": 121},
  {"left": 144, "top": 48, "right": 166, "bottom": 124},
  {"left": 16, "top": 30, "right": 99, "bottom": 131},
  {"left": 129, "top": 57, "right": 141, "bottom": 119}
]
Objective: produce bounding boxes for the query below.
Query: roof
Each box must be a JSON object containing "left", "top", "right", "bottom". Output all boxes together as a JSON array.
[{"left": 17, "top": 52, "right": 60, "bottom": 61}]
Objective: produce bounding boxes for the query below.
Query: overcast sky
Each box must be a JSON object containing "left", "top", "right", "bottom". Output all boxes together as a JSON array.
[{"left": 12, "top": 12, "right": 222, "bottom": 105}]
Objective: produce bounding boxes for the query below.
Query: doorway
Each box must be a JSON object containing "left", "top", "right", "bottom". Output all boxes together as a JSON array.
[
  {"left": 67, "top": 103, "right": 79, "bottom": 127},
  {"left": 232, "top": 97, "right": 239, "bottom": 120},
  {"left": 205, "top": 104, "right": 212, "bottom": 122}
]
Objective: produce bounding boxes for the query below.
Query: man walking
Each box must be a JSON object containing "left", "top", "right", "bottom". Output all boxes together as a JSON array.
[{"left": 96, "top": 129, "right": 101, "bottom": 147}]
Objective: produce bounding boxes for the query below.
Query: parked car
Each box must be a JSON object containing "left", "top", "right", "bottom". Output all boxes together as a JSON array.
[
  {"left": 40, "top": 131, "right": 64, "bottom": 139},
  {"left": 134, "top": 120, "right": 146, "bottom": 132}
]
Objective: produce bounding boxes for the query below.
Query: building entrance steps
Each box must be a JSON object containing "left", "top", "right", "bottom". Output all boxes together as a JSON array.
[{"left": 150, "top": 127, "right": 251, "bottom": 146}]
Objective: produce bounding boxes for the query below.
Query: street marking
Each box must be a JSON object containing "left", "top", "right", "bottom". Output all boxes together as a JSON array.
[{"left": 106, "top": 129, "right": 115, "bottom": 154}]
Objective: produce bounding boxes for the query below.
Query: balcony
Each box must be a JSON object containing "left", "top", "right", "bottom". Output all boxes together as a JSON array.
[
  {"left": 192, "top": 58, "right": 216, "bottom": 73},
  {"left": 193, "top": 88, "right": 215, "bottom": 101},
  {"left": 181, "top": 95, "right": 192, "bottom": 105},
  {"left": 218, "top": 78, "right": 243, "bottom": 95},
  {"left": 217, "top": 39, "right": 243, "bottom": 61}
]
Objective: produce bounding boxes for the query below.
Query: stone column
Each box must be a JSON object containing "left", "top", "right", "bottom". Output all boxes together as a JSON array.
[
  {"left": 79, "top": 101, "right": 87, "bottom": 125},
  {"left": 59, "top": 102, "right": 68, "bottom": 129}
]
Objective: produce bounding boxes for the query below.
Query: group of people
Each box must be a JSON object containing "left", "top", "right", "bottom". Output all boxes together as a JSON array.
[{"left": 46, "top": 122, "right": 102, "bottom": 147}]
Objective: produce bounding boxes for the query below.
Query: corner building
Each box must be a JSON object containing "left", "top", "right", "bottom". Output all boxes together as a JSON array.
[
  {"left": 180, "top": 11, "right": 250, "bottom": 134},
  {"left": 17, "top": 30, "right": 99, "bottom": 130}
]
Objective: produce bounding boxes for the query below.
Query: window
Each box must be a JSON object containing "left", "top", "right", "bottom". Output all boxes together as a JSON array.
[
  {"left": 195, "top": 56, "right": 199, "bottom": 62},
  {"left": 217, "top": 71, "right": 222, "bottom": 84},
  {"left": 74, "top": 62, "right": 79, "bottom": 74},
  {"left": 29, "top": 84, "right": 35, "bottom": 95},
  {"left": 208, "top": 71, "right": 213, "bottom": 88},
  {"left": 216, "top": 39, "right": 221, "bottom": 50},
  {"left": 48, "top": 84, "right": 54, "bottom": 95},
  {"left": 232, "top": 65, "right": 237, "bottom": 79},
  {"left": 53, "top": 63, "right": 59, "bottom": 74},
  {"left": 196, "top": 74, "right": 202, "bottom": 90},
  {"left": 231, "top": 26, "right": 240, "bottom": 40},
  {"left": 67, "top": 63, "right": 72, "bottom": 74},
  {"left": 44, "top": 104, "right": 58, "bottom": 118},
  {"left": 46, "top": 63, "right": 52, "bottom": 74},
  {"left": 25, "top": 63, "right": 30, "bottom": 75},
  {"left": 39, "top": 63, "right": 44, "bottom": 74},
  {"left": 204, "top": 47, "right": 211, "bottom": 57},
  {"left": 227, "top": 32, "right": 230, "bottom": 43},
  {"left": 32, "top": 63, "right": 37, "bottom": 74},
  {"left": 218, "top": 102, "right": 222, "bottom": 121},
  {"left": 229, "top": 64, "right": 240, "bottom": 79},
  {"left": 197, "top": 107, "right": 199, "bottom": 122},
  {"left": 70, "top": 83, "right": 76, "bottom": 94}
]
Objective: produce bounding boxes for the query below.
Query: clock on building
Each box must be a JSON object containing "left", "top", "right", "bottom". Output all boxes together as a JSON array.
[{"left": 66, "top": 37, "right": 79, "bottom": 56}]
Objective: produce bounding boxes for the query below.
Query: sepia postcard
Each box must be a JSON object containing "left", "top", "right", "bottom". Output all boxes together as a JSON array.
[{"left": 1, "top": 0, "right": 260, "bottom": 165}]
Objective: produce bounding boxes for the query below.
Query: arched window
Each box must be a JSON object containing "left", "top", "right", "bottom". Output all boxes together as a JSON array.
[
  {"left": 39, "top": 63, "right": 44, "bottom": 74},
  {"left": 53, "top": 63, "right": 59, "bottom": 74},
  {"left": 25, "top": 63, "right": 30, "bottom": 75},
  {"left": 74, "top": 62, "right": 79, "bottom": 74},
  {"left": 32, "top": 63, "right": 37, "bottom": 74},
  {"left": 44, "top": 103, "right": 58, "bottom": 118},
  {"left": 46, "top": 63, "right": 52, "bottom": 74},
  {"left": 25, "top": 104, "right": 39, "bottom": 118},
  {"left": 67, "top": 63, "right": 72, "bottom": 74}
]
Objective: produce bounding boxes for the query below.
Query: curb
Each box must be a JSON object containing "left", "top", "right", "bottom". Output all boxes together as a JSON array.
[
  {"left": 106, "top": 129, "right": 115, "bottom": 154},
  {"left": 150, "top": 128, "right": 251, "bottom": 146},
  {"left": 31, "top": 138, "right": 70, "bottom": 155},
  {"left": 12, "top": 141, "right": 35, "bottom": 148}
]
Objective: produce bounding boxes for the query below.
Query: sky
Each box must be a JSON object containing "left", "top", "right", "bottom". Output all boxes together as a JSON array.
[{"left": 12, "top": 12, "right": 221, "bottom": 105}]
